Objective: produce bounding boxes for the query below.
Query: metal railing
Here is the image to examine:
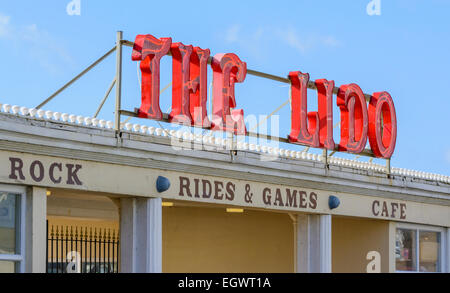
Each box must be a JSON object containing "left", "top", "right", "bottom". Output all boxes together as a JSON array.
[{"left": 46, "top": 223, "right": 119, "bottom": 273}]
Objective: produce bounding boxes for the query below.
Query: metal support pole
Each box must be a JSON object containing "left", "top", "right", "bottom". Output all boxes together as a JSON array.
[
  {"left": 94, "top": 78, "right": 116, "bottom": 118},
  {"left": 120, "top": 109, "right": 378, "bottom": 158},
  {"left": 228, "top": 131, "right": 235, "bottom": 160},
  {"left": 36, "top": 46, "right": 116, "bottom": 109},
  {"left": 386, "top": 158, "right": 391, "bottom": 176},
  {"left": 114, "top": 31, "right": 123, "bottom": 133},
  {"left": 323, "top": 149, "right": 328, "bottom": 168},
  {"left": 123, "top": 39, "right": 373, "bottom": 102}
]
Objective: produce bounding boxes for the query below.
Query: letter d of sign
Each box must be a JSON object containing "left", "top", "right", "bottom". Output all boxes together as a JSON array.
[
  {"left": 132, "top": 34, "right": 172, "bottom": 120},
  {"left": 368, "top": 92, "right": 397, "bottom": 158},
  {"left": 337, "top": 84, "right": 369, "bottom": 153},
  {"left": 211, "top": 53, "right": 247, "bottom": 135},
  {"left": 288, "top": 71, "right": 319, "bottom": 147}
]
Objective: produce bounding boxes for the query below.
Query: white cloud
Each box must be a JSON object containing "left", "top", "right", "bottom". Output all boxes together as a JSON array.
[
  {"left": 0, "top": 12, "right": 73, "bottom": 74},
  {"left": 221, "top": 25, "right": 267, "bottom": 59},
  {"left": 321, "top": 36, "right": 342, "bottom": 48},
  {"left": 225, "top": 24, "right": 240, "bottom": 43},
  {"left": 252, "top": 27, "right": 264, "bottom": 42},
  {"left": 23, "top": 24, "right": 39, "bottom": 41},
  {"left": 445, "top": 149, "right": 450, "bottom": 164},
  {"left": 277, "top": 28, "right": 343, "bottom": 54},
  {"left": 221, "top": 24, "right": 342, "bottom": 57},
  {"left": 277, "top": 28, "right": 307, "bottom": 54},
  {"left": 0, "top": 13, "right": 11, "bottom": 37}
]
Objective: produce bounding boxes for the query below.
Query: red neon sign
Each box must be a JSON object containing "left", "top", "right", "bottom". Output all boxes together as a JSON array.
[{"left": 131, "top": 34, "right": 397, "bottom": 158}]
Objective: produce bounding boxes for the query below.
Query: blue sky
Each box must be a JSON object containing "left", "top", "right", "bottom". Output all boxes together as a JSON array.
[{"left": 0, "top": 0, "right": 449, "bottom": 175}]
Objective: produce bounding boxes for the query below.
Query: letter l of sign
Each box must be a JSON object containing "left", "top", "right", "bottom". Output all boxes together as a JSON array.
[
  {"left": 288, "top": 71, "right": 319, "bottom": 147},
  {"left": 316, "top": 79, "right": 335, "bottom": 150}
]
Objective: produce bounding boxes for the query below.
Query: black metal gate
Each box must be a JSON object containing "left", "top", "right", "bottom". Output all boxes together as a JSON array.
[{"left": 46, "top": 222, "right": 119, "bottom": 273}]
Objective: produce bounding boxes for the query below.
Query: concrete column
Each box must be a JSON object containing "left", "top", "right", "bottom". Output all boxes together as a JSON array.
[
  {"left": 289, "top": 214, "right": 298, "bottom": 273},
  {"left": 25, "top": 187, "right": 47, "bottom": 273},
  {"left": 447, "top": 228, "right": 450, "bottom": 273},
  {"left": 119, "top": 198, "right": 137, "bottom": 273},
  {"left": 296, "top": 214, "right": 332, "bottom": 273},
  {"left": 388, "top": 222, "right": 397, "bottom": 273},
  {"left": 120, "top": 197, "right": 162, "bottom": 273}
]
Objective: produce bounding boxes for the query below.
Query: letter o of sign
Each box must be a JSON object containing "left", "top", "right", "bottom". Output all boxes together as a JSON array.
[
  {"left": 30, "top": 160, "right": 44, "bottom": 182},
  {"left": 368, "top": 92, "right": 397, "bottom": 158}
]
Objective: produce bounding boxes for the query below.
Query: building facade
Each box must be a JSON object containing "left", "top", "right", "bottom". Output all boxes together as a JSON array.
[{"left": 0, "top": 108, "right": 449, "bottom": 273}]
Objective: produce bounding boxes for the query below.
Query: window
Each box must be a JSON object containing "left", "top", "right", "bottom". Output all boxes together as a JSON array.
[
  {"left": 396, "top": 224, "right": 445, "bottom": 273},
  {"left": 0, "top": 185, "right": 26, "bottom": 273}
]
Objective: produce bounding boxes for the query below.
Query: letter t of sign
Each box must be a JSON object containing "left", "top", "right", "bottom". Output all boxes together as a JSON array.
[
  {"left": 211, "top": 53, "right": 247, "bottom": 135},
  {"left": 132, "top": 34, "right": 172, "bottom": 120}
]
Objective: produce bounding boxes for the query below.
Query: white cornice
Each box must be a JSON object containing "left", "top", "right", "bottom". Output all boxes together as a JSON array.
[{"left": 0, "top": 104, "right": 449, "bottom": 206}]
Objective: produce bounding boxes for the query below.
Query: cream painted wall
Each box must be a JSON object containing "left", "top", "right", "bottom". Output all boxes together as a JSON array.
[
  {"left": 49, "top": 213, "right": 394, "bottom": 273},
  {"left": 47, "top": 216, "right": 119, "bottom": 230},
  {"left": 0, "top": 261, "right": 15, "bottom": 273},
  {"left": 162, "top": 206, "right": 294, "bottom": 273},
  {"left": 48, "top": 206, "right": 295, "bottom": 273},
  {"left": 332, "top": 216, "right": 391, "bottom": 273}
]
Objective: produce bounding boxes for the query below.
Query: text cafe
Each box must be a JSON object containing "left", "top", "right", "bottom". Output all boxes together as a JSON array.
[{"left": 0, "top": 31, "right": 448, "bottom": 273}]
